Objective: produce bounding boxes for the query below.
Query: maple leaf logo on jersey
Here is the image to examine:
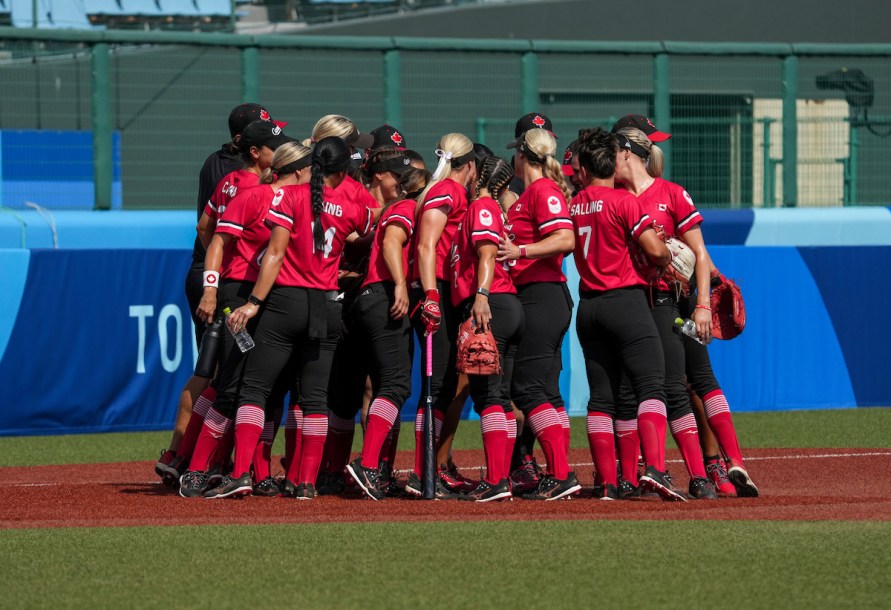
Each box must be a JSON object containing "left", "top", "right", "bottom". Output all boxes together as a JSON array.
[
  {"left": 479, "top": 209, "right": 493, "bottom": 227},
  {"left": 532, "top": 115, "right": 546, "bottom": 127},
  {"left": 390, "top": 131, "right": 403, "bottom": 146},
  {"left": 658, "top": 203, "right": 667, "bottom": 211},
  {"left": 547, "top": 195, "right": 562, "bottom": 213},
  {"left": 260, "top": 109, "right": 270, "bottom": 121}
]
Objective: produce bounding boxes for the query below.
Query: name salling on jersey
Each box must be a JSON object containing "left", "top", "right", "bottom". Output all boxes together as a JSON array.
[{"left": 570, "top": 200, "right": 604, "bottom": 216}]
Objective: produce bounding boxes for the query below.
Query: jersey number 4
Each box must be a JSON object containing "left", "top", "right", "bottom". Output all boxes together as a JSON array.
[{"left": 310, "top": 222, "right": 337, "bottom": 258}]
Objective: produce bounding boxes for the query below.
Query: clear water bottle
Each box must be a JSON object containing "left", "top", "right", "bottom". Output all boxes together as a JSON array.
[
  {"left": 223, "top": 306, "right": 255, "bottom": 353},
  {"left": 675, "top": 317, "right": 706, "bottom": 345}
]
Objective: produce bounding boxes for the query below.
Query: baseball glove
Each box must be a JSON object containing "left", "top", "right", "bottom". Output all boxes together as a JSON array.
[
  {"left": 663, "top": 236, "right": 696, "bottom": 287},
  {"left": 456, "top": 318, "right": 501, "bottom": 376},
  {"left": 710, "top": 273, "right": 746, "bottom": 340}
]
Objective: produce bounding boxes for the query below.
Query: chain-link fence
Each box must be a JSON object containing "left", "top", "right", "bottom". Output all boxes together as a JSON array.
[{"left": 0, "top": 30, "right": 889, "bottom": 210}]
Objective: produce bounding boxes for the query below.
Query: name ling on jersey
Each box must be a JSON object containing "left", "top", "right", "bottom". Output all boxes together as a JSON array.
[{"left": 322, "top": 201, "right": 343, "bottom": 217}]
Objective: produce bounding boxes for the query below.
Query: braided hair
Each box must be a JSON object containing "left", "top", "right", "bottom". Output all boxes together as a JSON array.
[
  {"left": 309, "top": 136, "right": 350, "bottom": 252},
  {"left": 474, "top": 155, "right": 514, "bottom": 201}
]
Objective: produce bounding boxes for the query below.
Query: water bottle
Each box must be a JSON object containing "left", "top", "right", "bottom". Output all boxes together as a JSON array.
[
  {"left": 194, "top": 318, "right": 224, "bottom": 378},
  {"left": 223, "top": 306, "right": 255, "bottom": 353},
  {"left": 675, "top": 317, "right": 706, "bottom": 345}
]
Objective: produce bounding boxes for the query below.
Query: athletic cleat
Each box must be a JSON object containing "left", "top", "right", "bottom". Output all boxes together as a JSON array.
[
  {"left": 439, "top": 463, "right": 477, "bottom": 493},
  {"left": 460, "top": 478, "right": 512, "bottom": 503},
  {"left": 206, "top": 464, "right": 224, "bottom": 490},
  {"left": 509, "top": 456, "right": 543, "bottom": 495},
  {"left": 204, "top": 472, "right": 253, "bottom": 499},
  {"left": 617, "top": 478, "right": 640, "bottom": 500},
  {"left": 253, "top": 477, "right": 282, "bottom": 497},
  {"left": 281, "top": 478, "right": 297, "bottom": 498},
  {"left": 640, "top": 466, "right": 688, "bottom": 502},
  {"left": 705, "top": 457, "right": 737, "bottom": 497},
  {"left": 347, "top": 458, "right": 385, "bottom": 501},
  {"left": 405, "top": 472, "right": 459, "bottom": 499},
  {"left": 522, "top": 472, "right": 582, "bottom": 501},
  {"left": 597, "top": 483, "right": 619, "bottom": 500},
  {"left": 404, "top": 472, "right": 423, "bottom": 497},
  {"left": 292, "top": 482, "right": 317, "bottom": 500},
  {"left": 316, "top": 471, "right": 346, "bottom": 496},
  {"left": 727, "top": 466, "right": 759, "bottom": 498},
  {"left": 155, "top": 449, "right": 176, "bottom": 478},
  {"left": 178, "top": 470, "right": 210, "bottom": 498},
  {"left": 688, "top": 477, "right": 719, "bottom": 500}
]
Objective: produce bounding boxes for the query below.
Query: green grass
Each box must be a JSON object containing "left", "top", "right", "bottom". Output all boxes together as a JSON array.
[
  {"left": 0, "top": 408, "right": 888, "bottom": 468},
  {"left": 2, "top": 521, "right": 889, "bottom": 609}
]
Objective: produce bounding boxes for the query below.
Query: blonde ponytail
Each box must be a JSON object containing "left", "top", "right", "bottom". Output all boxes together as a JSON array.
[
  {"left": 616, "top": 126, "right": 664, "bottom": 178},
  {"left": 415, "top": 132, "right": 473, "bottom": 214},
  {"left": 647, "top": 143, "right": 664, "bottom": 178},
  {"left": 522, "top": 128, "right": 572, "bottom": 203}
]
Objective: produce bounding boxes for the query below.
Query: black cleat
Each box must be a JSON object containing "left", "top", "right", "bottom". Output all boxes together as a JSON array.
[
  {"left": 347, "top": 458, "right": 385, "bottom": 501},
  {"left": 253, "top": 477, "right": 282, "bottom": 497},
  {"left": 640, "top": 466, "right": 688, "bottom": 502},
  {"left": 204, "top": 472, "right": 252, "bottom": 499},
  {"left": 461, "top": 478, "right": 512, "bottom": 503},
  {"left": 727, "top": 466, "right": 759, "bottom": 498},
  {"left": 688, "top": 477, "right": 719, "bottom": 500},
  {"left": 522, "top": 472, "right": 582, "bottom": 501},
  {"left": 178, "top": 470, "right": 209, "bottom": 498},
  {"left": 292, "top": 482, "right": 317, "bottom": 500},
  {"left": 597, "top": 483, "right": 619, "bottom": 501}
]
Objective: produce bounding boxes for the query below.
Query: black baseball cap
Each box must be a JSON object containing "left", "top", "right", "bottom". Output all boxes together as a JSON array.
[
  {"left": 506, "top": 112, "right": 557, "bottom": 149},
  {"left": 611, "top": 114, "right": 671, "bottom": 142},
  {"left": 240, "top": 120, "right": 291, "bottom": 151},
  {"left": 343, "top": 126, "right": 374, "bottom": 149},
  {"left": 369, "top": 125, "right": 407, "bottom": 150},
  {"left": 561, "top": 139, "right": 579, "bottom": 176},
  {"left": 228, "top": 103, "right": 287, "bottom": 138},
  {"left": 366, "top": 152, "right": 414, "bottom": 177},
  {"left": 615, "top": 133, "right": 651, "bottom": 159}
]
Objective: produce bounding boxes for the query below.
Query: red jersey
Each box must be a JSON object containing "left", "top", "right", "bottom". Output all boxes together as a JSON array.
[
  {"left": 570, "top": 185, "right": 654, "bottom": 292},
  {"left": 505, "top": 177, "right": 573, "bottom": 285},
  {"left": 335, "top": 174, "right": 381, "bottom": 210},
  {"left": 451, "top": 197, "right": 516, "bottom": 306},
  {"left": 266, "top": 183, "right": 373, "bottom": 290},
  {"left": 363, "top": 199, "right": 416, "bottom": 287},
  {"left": 411, "top": 178, "right": 468, "bottom": 283},
  {"left": 215, "top": 184, "right": 277, "bottom": 283},
  {"left": 204, "top": 169, "right": 261, "bottom": 220},
  {"left": 630, "top": 178, "right": 703, "bottom": 290}
]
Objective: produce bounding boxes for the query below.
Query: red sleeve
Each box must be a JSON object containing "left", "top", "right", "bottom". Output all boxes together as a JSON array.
[
  {"left": 215, "top": 189, "right": 253, "bottom": 238},
  {"left": 354, "top": 205, "right": 373, "bottom": 237},
  {"left": 381, "top": 201, "right": 415, "bottom": 237},
  {"left": 469, "top": 200, "right": 502, "bottom": 246},
  {"left": 670, "top": 183, "right": 703, "bottom": 235},
  {"left": 622, "top": 195, "right": 654, "bottom": 241},
  {"left": 205, "top": 179, "right": 228, "bottom": 219},
  {"left": 421, "top": 182, "right": 454, "bottom": 214},
  {"left": 531, "top": 183, "right": 573, "bottom": 236},
  {"left": 265, "top": 187, "right": 295, "bottom": 231}
]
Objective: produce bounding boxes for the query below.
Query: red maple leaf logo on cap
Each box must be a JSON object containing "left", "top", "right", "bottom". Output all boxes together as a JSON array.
[
  {"left": 563, "top": 149, "right": 573, "bottom": 164},
  {"left": 532, "top": 115, "right": 546, "bottom": 127},
  {"left": 646, "top": 118, "right": 655, "bottom": 127},
  {"left": 390, "top": 131, "right": 403, "bottom": 145},
  {"left": 260, "top": 109, "right": 270, "bottom": 121}
]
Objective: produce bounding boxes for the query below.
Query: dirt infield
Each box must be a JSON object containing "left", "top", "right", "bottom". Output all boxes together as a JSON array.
[{"left": 1, "top": 447, "right": 889, "bottom": 529}]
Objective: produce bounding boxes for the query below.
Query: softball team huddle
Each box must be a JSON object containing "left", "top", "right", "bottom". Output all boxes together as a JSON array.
[{"left": 154, "top": 104, "right": 759, "bottom": 503}]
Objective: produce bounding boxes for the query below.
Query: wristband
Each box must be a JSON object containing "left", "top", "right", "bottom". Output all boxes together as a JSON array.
[
  {"left": 203, "top": 270, "right": 220, "bottom": 288},
  {"left": 695, "top": 304, "right": 712, "bottom": 312},
  {"left": 477, "top": 287, "right": 490, "bottom": 297},
  {"left": 519, "top": 245, "right": 527, "bottom": 259},
  {"left": 425, "top": 289, "right": 440, "bottom": 303},
  {"left": 248, "top": 294, "right": 264, "bottom": 306}
]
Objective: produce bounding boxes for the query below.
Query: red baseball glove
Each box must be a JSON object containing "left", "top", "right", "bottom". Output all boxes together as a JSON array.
[
  {"left": 456, "top": 318, "right": 501, "bottom": 375},
  {"left": 710, "top": 273, "right": 746, "bottom": 340}
]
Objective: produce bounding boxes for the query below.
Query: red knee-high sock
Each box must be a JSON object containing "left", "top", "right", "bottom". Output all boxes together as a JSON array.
[
  {"left": 189, "top": 406, "right": 230, "bottom": 473},
  {"left": 252, "top": 420, "right": 275, "bottom": 482},
  {"left": 232, "top": 405, "right": 264, "bottom": 477},
  {"left": 480, "top": 406, "right": 507, "bottom": 485},
  {"left": 298, "top": 414, "right": 328, "bottom": 486},
  {"left": 504, "top": 410, "right": 517, "bottom": 481},
  {"left": 703, "top": 390, "right": 745, "bottom": 468},
  {"left": 586, "top": 412, "right": 617, "bottom": 486},
  {"left": 382, "top": 418, "right": 401, "bottom": 467},
  {"left": 637, "top": 399, "right": 667, "bottom": 471},
  {"left": 413, "top": 407, "right": 444, "bottom": 477},
  {"left": 176, "top": 386, "right": 216, "bottom": 462},
  {"left": 555, "top": 405, "right": 571, "bottom": 457},
  {"left": 284, "top": 404, "right": 303, "bottom": 478},
  {"left": 214, "top": 424, "right": 236, "bottom": 470},
  {"left": 362, "top": 397, "right": 399, "bottom": 469},
  {"left": 323, "top": 413, "right": 355, "bottom": 474},
  {"left": 615, "top": 418, "right": 640, "bottom": 485},
  {"left": 670, "top": 413, "right": 707, "bottom": 478},
  {"left": 527, "top": 403, "right": 568, "bottom": 479}
]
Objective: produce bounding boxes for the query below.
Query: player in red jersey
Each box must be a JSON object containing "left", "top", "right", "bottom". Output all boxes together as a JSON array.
[
  {"left": 346, "top": 168, "right": 431, "bottom": 500},
  {"left": 569, "top": 128, "right": 680, "bottom": 500},
  {"left": 403, "top": 133, "right": 477, "bottom": 499},
  {"left": 204, "top": 137, "right": 373, "bottom": 500},
  {"left": 448, "top": 155, "right": 524, "bottom": 502},
  {"left": 497, "top": 128, "right": 580, "bottom": 500},
  {"left": 616, "top": 115, "right": 758, "bottom": 498},
  {"left": 613, "top": 126, "right": 718, "bottom": 500},
  {"left": 319, "top": 146, "right": 415, "bottom": 495}
]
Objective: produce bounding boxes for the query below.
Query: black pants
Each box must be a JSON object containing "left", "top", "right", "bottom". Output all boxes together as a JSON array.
[
  {"left": 678, "top": 294, "right": 721, "bottom": 396},
  {"left": 460, "top": 293, "right": 525, "bottom": 415},
  {"left": 409, "top": 280, "right": 460, "bottom": 415},
  {"left": 327, "top": 291, "right": 371, "bottom": 421},
  {"left": 353, "top": 281, "right": 414, "bottom": 410},
  {"left": 617, "top": 290, "right": 692, "bottom": 421},
  {"left": 576, "top": 287, "right": 666, "bottom": 417},
  {"left": 184, "top": 262, "right": 206, "bottom": 345},
  {"left": 229, "top": 286, "right": 342, "bottom": 417},
  {"left": 511, "top": 282, "right": 573, "bottom": 414}
]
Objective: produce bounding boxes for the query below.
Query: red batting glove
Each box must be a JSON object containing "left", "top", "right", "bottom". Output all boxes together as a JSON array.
[{"left": 421, "top": 289, "right": 442, "bottom": 336}]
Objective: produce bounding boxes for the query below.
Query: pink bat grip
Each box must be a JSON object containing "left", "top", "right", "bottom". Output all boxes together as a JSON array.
[{"left": 425, "top": 333, "right": 433, "bottom": 377}]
